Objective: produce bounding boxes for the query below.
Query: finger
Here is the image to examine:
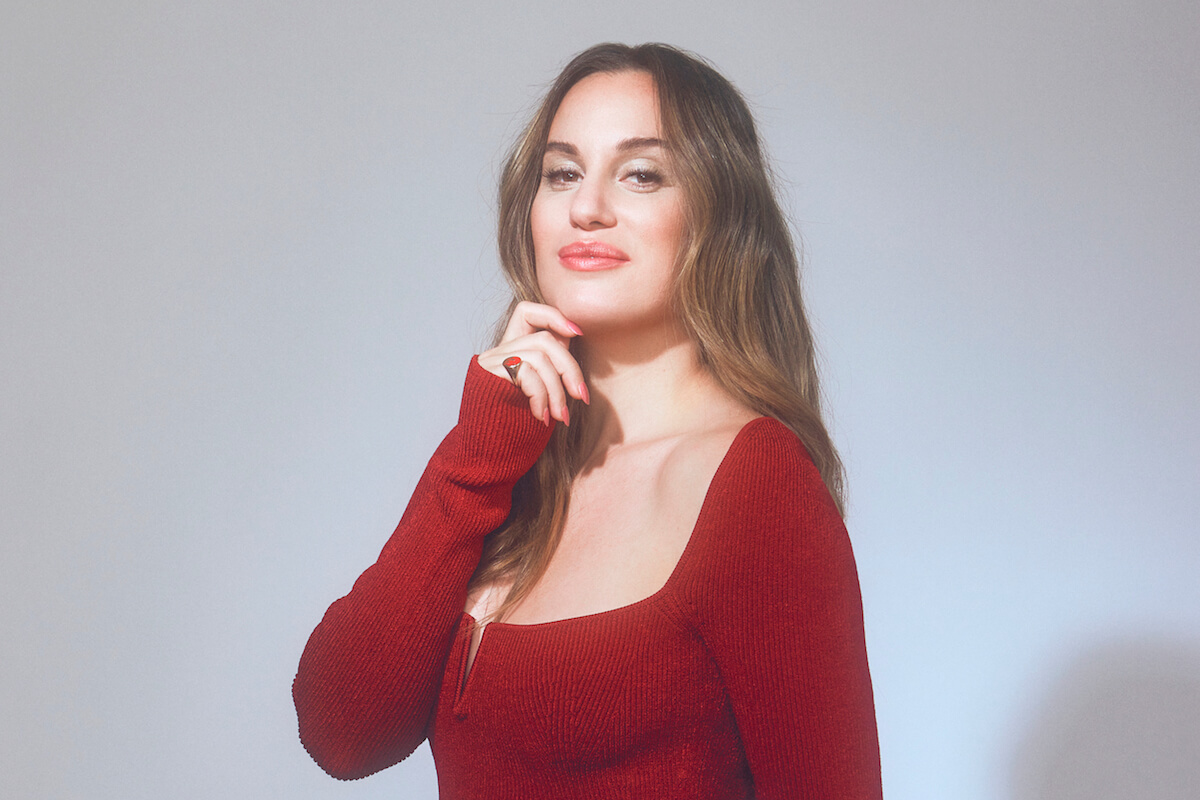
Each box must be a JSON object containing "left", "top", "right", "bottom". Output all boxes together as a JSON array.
[
  {"left": 507, "top": 348, "right": 570, "bottom": 425},
  {"left": 503, "top": 301, "right": 584, "bottom": 344},
  {"left": 507, "top": 358, "right": 551, "bottom": 426},
  {"left": 494, "top": 330, "right": 586, "bottom": 403},
  {"left": 524, "top": 331, "right": 588, "bottom": 405},
  {"left": 479, "top": 331, "right": 588, "bottom": 405}
]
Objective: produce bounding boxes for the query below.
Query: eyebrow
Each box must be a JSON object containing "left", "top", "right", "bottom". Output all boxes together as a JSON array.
[{"left": 544, "top": 137, "right": 666, "bottom": 157}]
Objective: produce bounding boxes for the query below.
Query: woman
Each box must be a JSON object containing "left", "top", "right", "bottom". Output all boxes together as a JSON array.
[{"left": 294, "top": 43, "right": 882, "bottom": 799}]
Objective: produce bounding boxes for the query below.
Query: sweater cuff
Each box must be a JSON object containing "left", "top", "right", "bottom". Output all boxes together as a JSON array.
[{"left": 451, "top": 355, "right": 554, "bottom": 480}]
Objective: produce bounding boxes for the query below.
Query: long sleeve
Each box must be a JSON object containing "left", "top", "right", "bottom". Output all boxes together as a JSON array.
[
  {"left": 683, "top": 419, "right": 883, "bottom": 799},
  {"left": 293, "top": 357, "right": 551, "bottom": 780}
]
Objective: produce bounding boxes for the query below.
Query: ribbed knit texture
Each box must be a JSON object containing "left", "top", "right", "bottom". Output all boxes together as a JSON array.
[{"left": 294, "top": 357, "right": 883, "bottom": 799}]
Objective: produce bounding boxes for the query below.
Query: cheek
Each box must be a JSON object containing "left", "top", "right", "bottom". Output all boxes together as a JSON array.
[
  {"left": 529, "top": 196, "right": 560, "bottom": 299},
  {"left": 643, "top": 202, "right": 686, "bottom": 271},
  {"left": 530, "top": 197, "right": 559, "bottom": 266},
  {"left": 529, "top": 199, "right": 546, "bottom": 276},
  {"left": 529, "top": 203, "right": 543, "bottom": 252}
]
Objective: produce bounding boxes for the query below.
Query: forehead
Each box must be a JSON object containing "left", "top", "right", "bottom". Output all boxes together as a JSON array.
[{"left": 547, "top": 70, "right": 662, "bottom": 146}]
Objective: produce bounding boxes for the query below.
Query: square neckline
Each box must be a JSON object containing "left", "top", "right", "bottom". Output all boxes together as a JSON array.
[{"left": 467, "top": 415, "right": 774, "bottom": 632}]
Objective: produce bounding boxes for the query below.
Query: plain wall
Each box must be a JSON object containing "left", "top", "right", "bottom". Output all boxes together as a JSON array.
[{"left": 2, "top": 2, "right": 1197, "bottom": 798}]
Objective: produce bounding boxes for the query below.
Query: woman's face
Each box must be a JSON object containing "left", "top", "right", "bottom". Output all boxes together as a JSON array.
[{"left": 530, "top": 70, "right": 686, "bottom": 336}]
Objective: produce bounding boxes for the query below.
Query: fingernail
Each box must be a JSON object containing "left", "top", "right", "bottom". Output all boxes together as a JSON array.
[
  {"left": 542, "top": 409, "right": 550, "bottom": 427},
  {"left": 564, "top": 406, "right": 571, "bottom": 427},
  {"left": 566, "top": 321, "right": 583, "bottom": 336},
  {"left": 579, "top": 382, "right": 590, "bottom": 405}
]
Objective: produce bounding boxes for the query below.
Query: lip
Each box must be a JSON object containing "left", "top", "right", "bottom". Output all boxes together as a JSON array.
[{"left": 557, "top": 241, "right": 631, "bottom": 271}]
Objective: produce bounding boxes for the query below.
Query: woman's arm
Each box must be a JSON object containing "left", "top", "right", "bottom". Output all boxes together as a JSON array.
[
  {"left": 686, "top": 420, "right": 883, "bottom": 799},
  {"left": 292, "top": 357, "right": 552, "bottom": 780}
]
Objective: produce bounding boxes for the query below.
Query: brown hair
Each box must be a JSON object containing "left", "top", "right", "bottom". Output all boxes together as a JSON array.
[{"left": 471, "top": 43, "right": 845, "bottom": 616}]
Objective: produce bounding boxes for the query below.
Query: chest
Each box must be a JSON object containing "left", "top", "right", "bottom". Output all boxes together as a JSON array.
[
  {"left": 430, "top": 606, "right": 749, "bottom": 798},
  {"left": 504, "top": 449, "right": 704, "bottom": 624}
]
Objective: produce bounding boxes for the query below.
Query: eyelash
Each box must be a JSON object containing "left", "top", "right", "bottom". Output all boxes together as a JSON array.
[
  {"left": 540, "top": 166, "right": 665, "bottom": 189},
  {"left": 624, "top": 168, "right": 663, "bottom": 187},
  {"left": 542, "top": 167, "right": 580, "bottom": 186}
]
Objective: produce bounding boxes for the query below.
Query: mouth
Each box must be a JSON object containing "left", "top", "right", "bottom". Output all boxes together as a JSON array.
[{"left": 557, "top": 241, "right": 631, "bottom": 271}]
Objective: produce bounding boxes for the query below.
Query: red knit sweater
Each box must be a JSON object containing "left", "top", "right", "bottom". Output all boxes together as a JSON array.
[{"left": 294, "top": 358, "right": 882, "bottom": 799}]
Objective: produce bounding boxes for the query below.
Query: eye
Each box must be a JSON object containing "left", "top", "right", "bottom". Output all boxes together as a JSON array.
[
  {"left": 542, "top": 166, "right": 581, "bottom": 189},
  {"left": 622, "top": 166, "right": 665, "bottom": 190}
]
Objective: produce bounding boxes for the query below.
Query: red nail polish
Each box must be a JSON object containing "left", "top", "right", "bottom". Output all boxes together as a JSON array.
[
  {"left": 542, "top": 409, "right": 550, "bottom": 427},
  {"left": 563, "top": 405, "right": 570, "bottom": 427},
  {"left": 566, "top": 321, "right": 583, "bottom": 336},
  {"left": 579, "top": 382, "right": 590, "bottom": 405}
]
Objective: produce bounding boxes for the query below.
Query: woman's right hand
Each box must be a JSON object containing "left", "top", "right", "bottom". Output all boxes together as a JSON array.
[{"left": 478, "top": 301, "right": 589, "bottom": 427}]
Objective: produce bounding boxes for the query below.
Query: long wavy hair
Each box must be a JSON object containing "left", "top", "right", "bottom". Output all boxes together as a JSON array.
[{"left": 469, "top": 42, "right": 845, "bottom": 618}]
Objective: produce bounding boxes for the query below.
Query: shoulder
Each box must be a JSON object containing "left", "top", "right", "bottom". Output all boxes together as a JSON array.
[
  {"left": 665, "top": 420, "right": 880, "bottom": 798},
  {"left": 712, "top": 416, "right": 841, "bottom": 524},
  {"left": 666, "top": 415, "right": 851, "bottom": 602}
]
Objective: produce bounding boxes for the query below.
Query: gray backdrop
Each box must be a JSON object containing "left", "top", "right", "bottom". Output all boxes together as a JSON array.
[{"left": 3, "top": 2, "right": 1197, "bottom": 798}]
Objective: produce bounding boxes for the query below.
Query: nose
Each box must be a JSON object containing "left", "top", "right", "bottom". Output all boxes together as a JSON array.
[{"left": 568, "top": 176, "right": 616, "bottom": 231}]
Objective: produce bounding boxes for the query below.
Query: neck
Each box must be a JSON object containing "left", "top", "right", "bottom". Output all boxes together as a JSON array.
[{"left": 574, "top": 320, "right": 735, "bottom": 460}]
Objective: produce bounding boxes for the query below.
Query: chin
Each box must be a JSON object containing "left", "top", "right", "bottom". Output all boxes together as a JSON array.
[
  {"left": 539, "top": 275, "right": 673, "bottom": 335},
  {"left": 543, "top": 289, "right": 622, "bottom": 322},
  {"left": 565, "top": 303, "right": 676, "bottom": 340}
]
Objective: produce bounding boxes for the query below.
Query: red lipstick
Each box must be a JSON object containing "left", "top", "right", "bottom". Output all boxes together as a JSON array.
[{"left": 557, "top": 241, "right": 630, "bottom": 271}]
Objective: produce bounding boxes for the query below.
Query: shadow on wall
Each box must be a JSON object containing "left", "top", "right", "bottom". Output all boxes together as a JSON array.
[{"left": 1010, "top": 637, "right": 1200, "bottom": 800}]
